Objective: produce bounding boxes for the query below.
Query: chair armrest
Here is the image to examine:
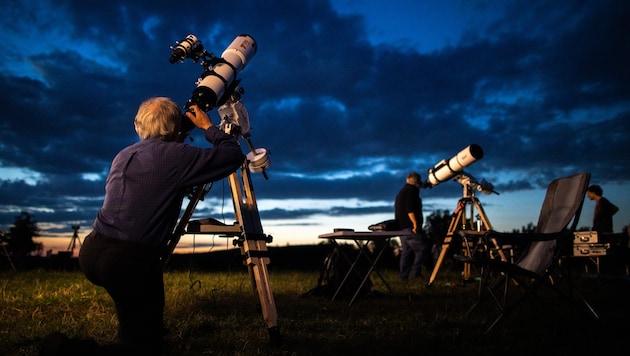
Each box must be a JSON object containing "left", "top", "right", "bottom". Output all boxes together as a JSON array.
[
  {"left": 459, "top": 230, "right": 571, "bottom": 244},
  {"left": 482, "top": 230, "right": 571, "bottom": 243}
]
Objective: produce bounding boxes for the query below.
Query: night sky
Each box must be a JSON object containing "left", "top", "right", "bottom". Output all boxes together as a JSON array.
[{"left": 1, "top": 0, "right": 628, "bottom": 254}]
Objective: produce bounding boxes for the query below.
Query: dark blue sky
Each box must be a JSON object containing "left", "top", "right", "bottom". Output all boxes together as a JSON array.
[{"left": 1, "top": 0, "right": 628, "bottom": 252}]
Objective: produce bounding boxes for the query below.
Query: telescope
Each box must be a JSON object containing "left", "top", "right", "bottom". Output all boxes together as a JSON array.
[
  {"left": 170, "top": 33, "right": 269, "bottom": 178},
  {"left": 426, "top": 145, "right": 500, "bottom": 287},
  {"left": 170, "top": 34, "right": 257, "bottom": 137},
  {"left": 425, "top": 144, "right": 484, "bottom": 187}
]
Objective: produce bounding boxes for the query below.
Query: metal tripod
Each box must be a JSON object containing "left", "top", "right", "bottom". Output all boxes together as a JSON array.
[
  {"left": 0, "top": 231, "right": 16, "bottom": 271},
  {"left": 68, "top": 225, "right": 82, "bottom": 256},
  {"left": 160, "top": 103, "right": 280, "bottom": 345},
  {"left": 427, "top": 176, "right": 506, "bottom": 286}
]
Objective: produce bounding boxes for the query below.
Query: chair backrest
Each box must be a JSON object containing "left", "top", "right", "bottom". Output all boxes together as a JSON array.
[{"left": 517, "top": 172, "right": 591, "bottom": 274}]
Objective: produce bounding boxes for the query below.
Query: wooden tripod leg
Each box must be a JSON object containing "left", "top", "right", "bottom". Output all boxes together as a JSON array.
[
  {"left": 427, "top": 236, "right": 452, "bottom": 286},
  {"left": 427, "top": 208, "right": 465, "bottom": 286}
]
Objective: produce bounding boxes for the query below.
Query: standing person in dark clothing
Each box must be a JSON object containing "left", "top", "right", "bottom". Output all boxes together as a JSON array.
[
  {"left": 41, "top": 97, "right": 245, "bottom": 355},
  {"left": 586, "top": 184, "right": 619, "bottom": 233},
  {"left": 395, "top": 171, "right": 429, "bottom": 280}
]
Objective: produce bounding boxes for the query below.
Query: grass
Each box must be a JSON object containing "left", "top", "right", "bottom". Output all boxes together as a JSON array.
[{"left": 1, "top": 257, "right": 629, "bottom": 355}]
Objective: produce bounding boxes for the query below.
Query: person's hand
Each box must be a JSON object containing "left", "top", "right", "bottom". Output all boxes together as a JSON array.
[{"left": 185, "top": 105, "right": 213, "bottom": 130}]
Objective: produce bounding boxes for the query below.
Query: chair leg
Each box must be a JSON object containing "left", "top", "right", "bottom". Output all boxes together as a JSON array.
[
  {"left": 480, "top": 273, "right": 536, "bottom": 333},
  {"left": 573, "top": 288, "right": 600, "bottom": 319},
  {"left": 556, "top": 264, "right": 600, "bottom": 320},
  {"left": 466, "top": 263, "right": 493, "bottom": 317},
  {"left": 467, "top": 267, "right": 512, "bottom": 333},
  {"left": 485, "top": 313, "right": 504, "bottom": 334}
]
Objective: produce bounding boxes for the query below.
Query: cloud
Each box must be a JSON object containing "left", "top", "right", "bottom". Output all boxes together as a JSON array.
[{"left": 1, "top": 0, "right": 629, "bottom": 246}]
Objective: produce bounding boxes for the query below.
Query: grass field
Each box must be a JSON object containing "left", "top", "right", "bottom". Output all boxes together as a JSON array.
[{"left": 1, "top": 256, "right": 629, "bottom": 355}]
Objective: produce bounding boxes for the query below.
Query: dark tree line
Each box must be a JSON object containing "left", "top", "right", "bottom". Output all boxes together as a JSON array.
[
  {"left": 1, "top": 212, "right": 42, "bottom": 268},
  {"left": 0, "top": 209, "right": 541, "bottom": 271}
]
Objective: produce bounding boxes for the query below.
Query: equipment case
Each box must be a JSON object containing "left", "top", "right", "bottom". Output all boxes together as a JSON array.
[{"left": 572, "top": 231, "right": 609, "bottom": 256}]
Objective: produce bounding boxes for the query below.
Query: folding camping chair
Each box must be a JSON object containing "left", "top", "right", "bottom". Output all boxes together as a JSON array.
[{"left": 461, "top": 172, "right": 599, "bottom": 333}]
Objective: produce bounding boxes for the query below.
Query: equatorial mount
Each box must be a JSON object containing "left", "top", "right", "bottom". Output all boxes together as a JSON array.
[
  {"left": 217, "top": 89, "right": 270, "bottom": 179},
  {"left": 454, "top": 171, "right": 499, "bottom": 198}
]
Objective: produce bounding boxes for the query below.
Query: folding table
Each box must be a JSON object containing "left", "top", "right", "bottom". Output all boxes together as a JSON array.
[{"left": 318, "top": 229, "right": 408, "bottom": 306}]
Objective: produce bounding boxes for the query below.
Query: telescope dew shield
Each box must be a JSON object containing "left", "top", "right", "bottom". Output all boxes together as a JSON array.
[
  {"left": 191, "top": 35, "right": 257, "bottom": 112},
  {"left": 427, "top": 144, "right": 484, "bottom": 186}
]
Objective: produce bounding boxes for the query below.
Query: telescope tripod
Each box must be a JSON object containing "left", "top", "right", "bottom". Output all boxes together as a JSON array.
[
  {"left": 162, "top": 155, "right": 280, "bottom": 345},
  {"left": 1, "top": 235, "right": 16, "bottom": 271},
  {"left": 68, "top": 225, "right": 82, "bottom": 256},
  {"left": 427, "top": 193, "right": 507, "bottom": 287}
]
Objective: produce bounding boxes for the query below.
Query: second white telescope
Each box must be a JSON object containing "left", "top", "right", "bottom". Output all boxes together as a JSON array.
[{"left": 426, "top": 144, "right": 484, "bottom": 187}]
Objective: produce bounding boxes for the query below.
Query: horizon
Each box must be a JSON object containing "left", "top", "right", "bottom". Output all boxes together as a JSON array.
[{"left": 31, "top": 180, "right": 628, "bottom": 257}]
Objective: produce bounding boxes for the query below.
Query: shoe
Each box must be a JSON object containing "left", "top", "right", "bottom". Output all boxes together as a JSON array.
[
  {"left": 39, "top": 332, "right": 101, "bottom": 355},
  {"left": 40, "top": 332, "right": 68, "bottom": 356}
]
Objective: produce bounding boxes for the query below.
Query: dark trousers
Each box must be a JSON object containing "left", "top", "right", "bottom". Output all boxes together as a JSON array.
[
  {"left": 79, "top": 231, "right": 165, "bottom": 354},
  {"left": 399, "top": 229, "right": 429, "bottom": 279}
]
